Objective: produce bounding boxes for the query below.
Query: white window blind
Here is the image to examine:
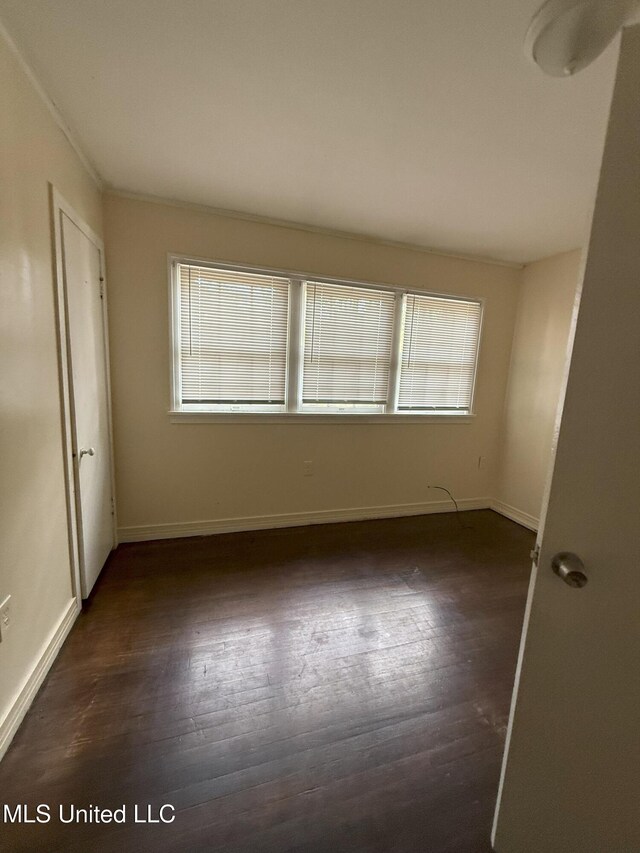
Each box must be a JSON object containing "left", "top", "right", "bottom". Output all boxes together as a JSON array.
[
  {"left": 172, "top": 258, "right": 483, "bottom": 418},
  {"left": 398, "top": 294, "right": 481, "bottom": 412},
  {"left": 302, "top": 281, "right": 395, "bottom": 410},
  {"left": 178, "top": 264, "right": 290, "bottom": 410}
]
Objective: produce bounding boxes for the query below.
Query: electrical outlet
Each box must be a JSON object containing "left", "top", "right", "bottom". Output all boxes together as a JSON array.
[
  {"left": 303, "top": 460, "right": 313, "bottom": 477},
  {"left": 0, "top": 595, "right": 11, "bottom": 643},
  {"left": 478, "top": 455, "right": 486, "bottom": 470}
]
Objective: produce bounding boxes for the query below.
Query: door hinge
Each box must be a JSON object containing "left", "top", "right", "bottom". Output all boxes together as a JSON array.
[
  {"left": 530, "top": 544, "right": 540, "bottom": 566},
  {"left": 99, "top": 276, "right": 104, "bottom": 298},
  {"left": 110, "top": 497, "right": 115, "bottom": 516}
]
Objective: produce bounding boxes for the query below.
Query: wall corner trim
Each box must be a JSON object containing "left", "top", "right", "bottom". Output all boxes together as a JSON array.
[
  {"left": 0, "top": 598, "right": 80, "bottom": 762},
  {"left": 490, "top": 499, "right": 539, "bottom": 531}
]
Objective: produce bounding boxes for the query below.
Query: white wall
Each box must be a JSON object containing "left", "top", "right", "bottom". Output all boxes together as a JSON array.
[
  {"left": 0, "top": 30, "right": 102, "bottom": 754},
  {"left": 496, "top": 250, "right": 582, "bottom": 528},
  {"left": 103, "top": 193, "right": 521, "bottom": 539}
]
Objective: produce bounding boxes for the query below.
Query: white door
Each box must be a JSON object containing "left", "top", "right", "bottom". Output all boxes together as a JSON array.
[
  {"left": 61, "top": 211, "right": 115, "bottom": 598},
  {"left": 492, "top": 26, "right": 640, "bottom": 852}
]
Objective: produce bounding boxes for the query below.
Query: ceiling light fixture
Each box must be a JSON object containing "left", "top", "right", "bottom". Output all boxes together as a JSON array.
[{"left": 525, "top": 0, "right": 640, "bottom": 76}]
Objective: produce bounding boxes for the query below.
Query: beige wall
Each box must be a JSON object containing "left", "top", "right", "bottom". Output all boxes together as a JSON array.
[
  {"left": 0, "top": 32, "right": 102, "bottom": 747},
  {"left": 103, "top": 194, "right": 520, "bottom": 538},
  {"left": 0, "top": 13, "right": 580, "bottom": 762},
  {"left": 496, "top": 250, "right": 582, "bottom": 527}
]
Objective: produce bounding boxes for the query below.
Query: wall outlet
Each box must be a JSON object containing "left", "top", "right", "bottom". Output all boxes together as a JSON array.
[
  {"left": 303, "top": 460, "right": 313, "bottom": 477},
  {"left": 478, "top": 455, "right": 487, "bottom": 470},
  {"left": 0, "top": 595, "right": 11, "bottom": 643}
]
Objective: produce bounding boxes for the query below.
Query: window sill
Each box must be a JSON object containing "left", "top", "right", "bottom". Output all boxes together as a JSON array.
[{"left": 168, "top": 411, "right": 476, "bottom": 425}]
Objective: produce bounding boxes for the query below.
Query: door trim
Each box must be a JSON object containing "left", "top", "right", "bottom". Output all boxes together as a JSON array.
[{"left": 50, "top": 185, "right": 117, "bottom": 604}]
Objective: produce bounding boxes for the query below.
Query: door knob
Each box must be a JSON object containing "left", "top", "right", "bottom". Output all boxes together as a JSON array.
[
  {"left": 79, "top": 447, "right": 95, "bottom": 459},
  {"left": 551, "top": 552, "right": 588, "bottom": 588}
]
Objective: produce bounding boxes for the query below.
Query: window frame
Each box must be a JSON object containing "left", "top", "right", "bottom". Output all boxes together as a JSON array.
[{"left": 168, "top": 254, "right": 483, "bottom": 424}]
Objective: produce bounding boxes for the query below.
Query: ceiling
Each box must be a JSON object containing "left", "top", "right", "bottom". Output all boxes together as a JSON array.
[{"left": 0, "top": 0, "right": 621, "bottom": 263}]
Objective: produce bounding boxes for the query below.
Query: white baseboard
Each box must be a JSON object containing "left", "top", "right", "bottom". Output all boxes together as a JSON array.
[
  {"left": 490, "top": 499, "right": 539, "bottom": 531},
  {"left": 0, "top": 598, "right": 79, "bottom": 762},
  {"left": 118, "top": 497, "right": 492, "bottom": 543}
]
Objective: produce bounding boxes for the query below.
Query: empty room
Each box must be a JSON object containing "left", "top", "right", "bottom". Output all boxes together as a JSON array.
[{"left": 1, "top": 1, "right": 638, "bottom": 851}]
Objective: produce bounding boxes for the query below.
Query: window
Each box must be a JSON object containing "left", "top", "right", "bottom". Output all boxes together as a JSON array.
[
  {"left": 177, "top": 264, "right": 289, "bottom": 411},
  {"left": 302, "top": 282, "right": 395, "bottom": 412},
  {"left": 171, "top": 260, "right": 482, "bottom": 417},
  {"left": 398, "top": 293, "right": 482, "bottom": 412}
]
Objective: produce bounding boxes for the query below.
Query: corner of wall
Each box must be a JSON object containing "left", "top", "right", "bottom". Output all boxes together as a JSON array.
[{"left": 492, "top": 250, "right": 583, "bottom": 531}]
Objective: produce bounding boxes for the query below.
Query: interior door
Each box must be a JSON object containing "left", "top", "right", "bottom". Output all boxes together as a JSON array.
[
  {"left": 62, "top": 212, "right": 115, "bottom": 598},
  {"left": 492, "top": 26, "right": 640, "bottom": 852}
]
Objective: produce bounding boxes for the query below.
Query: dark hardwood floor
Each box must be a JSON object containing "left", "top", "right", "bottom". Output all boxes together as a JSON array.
[{"left": 0, "top": 510, "right": 533, "bottom": 853}]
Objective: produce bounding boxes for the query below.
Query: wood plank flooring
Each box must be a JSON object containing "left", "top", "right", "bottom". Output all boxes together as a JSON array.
[{"left": 0, "top": 510, "right": 533, "bottom": 853}]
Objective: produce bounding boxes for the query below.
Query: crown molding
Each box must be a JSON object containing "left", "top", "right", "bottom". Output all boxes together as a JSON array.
[
  {"left": 0, "top": 16, "right": 524, "bottom": 270},
  {"left": 105, "top": 188, "right": 524, "bottom": 270},
  {"left": 0, "top": 17, "right": 103, "bottom": 189}
]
